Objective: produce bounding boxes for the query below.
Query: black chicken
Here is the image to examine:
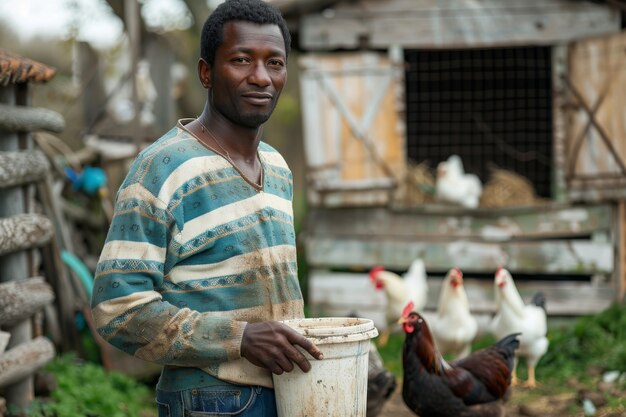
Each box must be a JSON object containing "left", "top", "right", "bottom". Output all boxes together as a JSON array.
[
  {"left": 347, "top": 311, "right": 397, "bottom": 416},
  {"left": 399, "top": 302, "right": 520, "bottom": 417},
  {"left": 367, "top": 341, "right": 397, "bottom": 417}
]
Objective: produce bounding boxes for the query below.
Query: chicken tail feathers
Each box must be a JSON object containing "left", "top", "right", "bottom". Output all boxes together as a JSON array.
[
  {"left": 495, "top": 333, "right": 521, "bottom": 353},
  {"left": 531, "top": 291, "right": 547, "bottom": 312},
  {"left": 495, "top": 333, "right": 521, "bottom": 373}
]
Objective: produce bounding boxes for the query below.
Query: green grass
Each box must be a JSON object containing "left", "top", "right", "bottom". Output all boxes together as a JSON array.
[
  {"left": 540, "top": 303, "right": 626, "bottom": 382},
  {"left": 377, "top": 332, "right": 406, "bottom": 377}
]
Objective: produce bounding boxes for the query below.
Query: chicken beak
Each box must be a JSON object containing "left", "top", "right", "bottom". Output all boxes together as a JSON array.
[{"left": 398, "top": 317, "right": 407, "bottom": 325}]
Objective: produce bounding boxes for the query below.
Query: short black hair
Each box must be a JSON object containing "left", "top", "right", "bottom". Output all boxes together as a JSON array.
[{"left": 200, "top": 0, "right": 291, "bottom": 66}]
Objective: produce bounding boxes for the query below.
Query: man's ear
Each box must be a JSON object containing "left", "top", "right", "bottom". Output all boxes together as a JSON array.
[{"left": 198, "top": 58, "right": 211, "bottom": 89}]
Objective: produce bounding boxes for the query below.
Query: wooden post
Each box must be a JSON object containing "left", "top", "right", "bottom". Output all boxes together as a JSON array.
[
  {"left": 618, "top": 200, "right": 626, "bottom": 302},
  {"left": 125, "top": 0, "right": 142, "bottom": 150},
  {"left": 552, "top": 44, "right": 569, "bottom": 203},
  {"left": 146, "top": 36, "right": 175, "bottom": 133},
  {"left": 0, "top": 331, "right": 10, "bottom": 354}
]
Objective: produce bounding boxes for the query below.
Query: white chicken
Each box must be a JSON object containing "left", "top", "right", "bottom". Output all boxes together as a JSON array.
[
  {"left": 490, "top": 267, "right": 549, "bottom": 388},
  {"left": 430, "top": 267, "right": 478, "bottom": 359},
  {"left": 435, "top": 154, "right": 482, "bottom": 209},
  {"left": 369, "top": 259, "right": 428, "bottom": 346}
]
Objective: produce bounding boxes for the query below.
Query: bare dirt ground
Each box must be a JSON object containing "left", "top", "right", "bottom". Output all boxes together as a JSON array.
[{"left": 377, "top": 383, "right": 626, "bottom": 417}]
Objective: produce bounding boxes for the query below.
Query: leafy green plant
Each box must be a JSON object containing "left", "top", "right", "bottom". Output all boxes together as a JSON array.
[
  {"left": 540, "top": 302, "right": 626, "bottom": 382},
  {"left": 22, "top": 354, "right": 155, "bottom": 417}
]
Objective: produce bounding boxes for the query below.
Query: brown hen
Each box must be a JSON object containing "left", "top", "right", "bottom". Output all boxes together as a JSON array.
[{"left": 399, "top": 302, "right": 520, "bottom": 417}]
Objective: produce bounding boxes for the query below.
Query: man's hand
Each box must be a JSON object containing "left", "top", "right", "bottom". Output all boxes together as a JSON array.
[{"left": 241, "top": 321, "right": 324, "bottom": 375}]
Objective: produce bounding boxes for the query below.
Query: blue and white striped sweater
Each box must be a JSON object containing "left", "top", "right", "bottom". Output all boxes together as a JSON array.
[{"left": 91, "top": 119, "right": 304, "bottom": 391}]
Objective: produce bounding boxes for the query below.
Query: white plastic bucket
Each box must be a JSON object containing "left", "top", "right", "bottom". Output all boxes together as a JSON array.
[{"left": 273, "top": 317, "right": 379, "bottom": 417}]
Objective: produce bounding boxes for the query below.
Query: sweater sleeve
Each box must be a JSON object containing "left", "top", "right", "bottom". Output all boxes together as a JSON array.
[{"left": 90, "top": 183, "right": 247, "bottom": 367}]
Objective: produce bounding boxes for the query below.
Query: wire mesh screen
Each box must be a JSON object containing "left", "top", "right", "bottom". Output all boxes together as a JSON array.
[{"left": 405, "top": 47, "right": 553, "bottom": 198}]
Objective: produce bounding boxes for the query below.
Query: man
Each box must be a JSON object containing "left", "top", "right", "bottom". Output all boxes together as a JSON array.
[{"left": 90, "top": 1, "right": 322, "bottom": 415}]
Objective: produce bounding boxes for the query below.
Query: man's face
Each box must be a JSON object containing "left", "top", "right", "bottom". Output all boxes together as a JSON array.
[{"left": 209, "top": 21, "right": 287, "bottom": 129}]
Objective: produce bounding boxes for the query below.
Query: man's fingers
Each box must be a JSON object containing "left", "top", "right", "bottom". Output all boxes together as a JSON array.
[
  {"left": 274, "top": 353, "right": 295, "bottom": 374},
  {"left": 271, "top": 362, "right": 285, "bottom": 375},
  {"left": 307, "top": 344, "right": 324, "bottom": 360},
  {"left": 286, "top": 331, "right": 324, "bottom": 361},
  {"left": 284, "top": 345, "right": 311, "bottom": 372},
  {"left": 241, "top": 321, "right": 325, "bottom": 375}
]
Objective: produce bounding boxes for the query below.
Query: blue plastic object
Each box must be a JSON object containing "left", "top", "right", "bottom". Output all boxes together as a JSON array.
[
  {"left": 65, "top": 166, "right": 108, "bottom": 196},
  {"left": 61, "top": 249, "right": 94, "bottom": 299}
]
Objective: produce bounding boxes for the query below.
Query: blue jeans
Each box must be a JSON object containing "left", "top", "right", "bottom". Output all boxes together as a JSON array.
[{"left": 156, "top": 385, "right": 277, "bottom": 417}]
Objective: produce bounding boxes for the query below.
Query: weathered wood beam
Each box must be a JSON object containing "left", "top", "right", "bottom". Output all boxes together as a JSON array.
[
  {"left": 0, "top": 150, "right": 49, "bottom": 188},
  {"left": 307, "top": 205, "right": 614, "bottom": 241},
  {"left": 0, "top": 277, "right": 55, "bottom": 326},
  {"left": 61, "top": 199, "right": 104, "bottom": 228},
  {"left": 43, "top": 304, "right": 62, "bottom": 347},
  {"left": 40, "top": 239, "right": 84, "bottom": 352},
  {"left": 309, "top": 270, "right": 615, "bottom": 321},
  {"left": 0, "top": 214, "right": 54, "bottom": 256},
  {"left": 0, "top": 331, "right": 9, "bottom": 355},
  {"left": 299, "top": 0, "right": 620, "bottom": 50},
  {"left": 552, "top": 44, "right": 568, "bottom": 203},
  {"left": 0, "top": 337, "right": 55, "bottom": 389},
  {"left": 0, "top": 104, "right": 64, "bottom": 134},
  {"left": 306, "top": 237, "right": 614, "bottom": 274}
]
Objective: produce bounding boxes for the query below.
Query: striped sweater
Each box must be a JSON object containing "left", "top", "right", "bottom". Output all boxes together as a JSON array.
[{"left": 91, "top": 119, "right": 304, "bottom": 391}]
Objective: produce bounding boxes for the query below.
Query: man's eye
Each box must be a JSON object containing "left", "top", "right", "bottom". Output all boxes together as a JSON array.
[
  {"left": 268, "top": 60, "right": 285, "bottom": 67},
  {"left": 233, "top": 57, "right": 248, "bottom": 63}
]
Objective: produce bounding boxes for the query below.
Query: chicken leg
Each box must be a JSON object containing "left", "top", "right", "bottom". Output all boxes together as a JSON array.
[
  {"left": 378, "top": 328, "right": 390, "bottom": 347},
  {"left": 522, "top": 366, "right": 538, "bottom": 388},
  {"left": 511, "top": 367, "right": 518, "bottom": 386}
]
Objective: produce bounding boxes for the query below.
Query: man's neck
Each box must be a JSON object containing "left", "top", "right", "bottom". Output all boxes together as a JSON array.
[{"left": 197, "top": 109, "right": 261, "bottom": 161}]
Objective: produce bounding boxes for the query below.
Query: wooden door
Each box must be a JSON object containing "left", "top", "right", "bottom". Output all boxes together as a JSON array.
[
  {"left": 565, "top": 31, "right": 626, "bottom": 201},
  {"left": 299, "top": 52, "right": 406, "bottom": 207}
]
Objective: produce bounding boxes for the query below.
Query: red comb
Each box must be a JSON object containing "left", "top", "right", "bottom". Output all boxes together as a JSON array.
[
  {"left": 402, "top": 301, "right": 415, "bottom": 318},
  {"left": 369, "top": 265, "right": 384, "bottom": 280}
]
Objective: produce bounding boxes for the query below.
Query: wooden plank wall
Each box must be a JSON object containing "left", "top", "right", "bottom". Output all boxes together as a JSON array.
[
  {"left": 305, "top": 205, "right": 615, "bottom": 275},
  {"left": 566, "top": 31, "right": 626, "bottom": 201},
  {"left": 299, "top": 52, "right": 406, "bottom": 207},
  {"left": 308, "top": 269, "right": 615, "bottom": 332},
  {"left": 305, "top": 204, "right": 618, "bottom": 317},
  {"left": 299, "top": 0, "right": 621, "bottom": 50}
]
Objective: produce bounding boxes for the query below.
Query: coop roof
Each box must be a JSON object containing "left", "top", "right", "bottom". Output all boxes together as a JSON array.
[
  {"left": 268, "top": 0, "right": 340, "bottom": 16},
  {"left": 0, "top": 49, "right": 56, "bottom": 86}
]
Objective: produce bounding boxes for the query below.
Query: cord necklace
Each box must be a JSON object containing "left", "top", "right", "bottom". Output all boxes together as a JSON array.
[{"left": 196, "top": 117, "right": 264, "bottom": 190}]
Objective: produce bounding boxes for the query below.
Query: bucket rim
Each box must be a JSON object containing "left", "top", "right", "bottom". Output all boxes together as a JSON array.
[{"left": 280, "top": 317, "right": 378, "bottom": 344}]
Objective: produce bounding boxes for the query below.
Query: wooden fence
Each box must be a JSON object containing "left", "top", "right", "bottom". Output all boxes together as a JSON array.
[{"left": 0, "top": 49, "right": 76, "bottom": 414}]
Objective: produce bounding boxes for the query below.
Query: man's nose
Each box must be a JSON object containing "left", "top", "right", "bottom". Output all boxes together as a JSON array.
[{"left": 248, "top": 63, "right": 271, "bottom": 87}]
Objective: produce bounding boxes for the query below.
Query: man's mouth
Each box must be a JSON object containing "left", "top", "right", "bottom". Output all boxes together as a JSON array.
[{"left": 242, "top": 92, "right": 272, "bottom": 105}]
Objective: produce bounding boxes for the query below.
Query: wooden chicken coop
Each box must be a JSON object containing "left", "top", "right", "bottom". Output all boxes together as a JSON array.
[{"left": 271, "top": 0, "right": 626, "bottom": 326}]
